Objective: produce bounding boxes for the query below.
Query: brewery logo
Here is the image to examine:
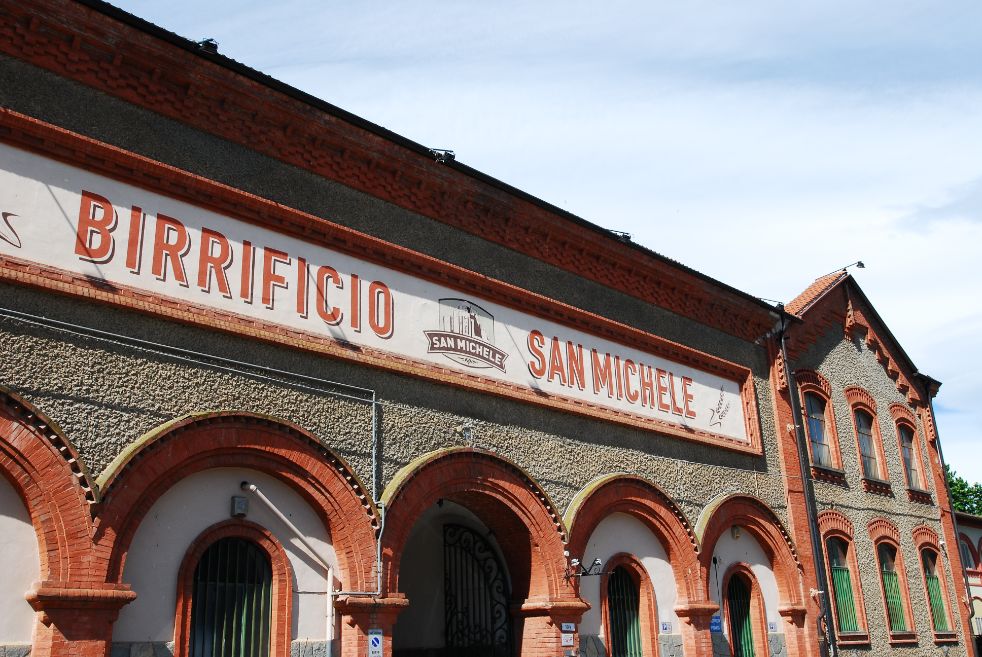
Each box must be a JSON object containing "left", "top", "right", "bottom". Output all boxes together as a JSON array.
[
  {"left": 424, "top": 298, "right": 508, "bottom": 372},
  {"left": 0, "top": 211, "right": 22, "bottom": 248}
]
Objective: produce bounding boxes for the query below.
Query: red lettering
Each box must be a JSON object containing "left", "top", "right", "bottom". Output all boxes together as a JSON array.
[
  {"left": 197, "top": 227, "right": 232, "bottom": 297},
  {"left": 614, "top": 356, "right": 624, "bottom": 400},
  {"left": 350, "top": 274, "right": 361, "bottom": 332},
  {"left": 623, "top": 359, "right": 638, "bottom": 403},
  {"left": 125, "top": 206, "right": 145, "bottom": 273},
  {"left": 548, "top": 336, "right": 567, "bottom": 386},
  {"left": 74, "top": 190, "right": 116, "bottom": 263},
  {"left": 296, "top": 257, "right": 308, "bottom": 317},
  {"left": 261, "top": 247, "right": 291, "bottom": 309},
  {"left": 151, "top": 214, "right": 190, "bottom": 285},
  {"left": 240, "top": 240, "right": 255, "bottom": 303},
  {"left": 656, "top": 368, "right": 671, "bottom": 412},
  {"left": 668, "top": 372, "right": 684, "bottom": 416},
  {"left": 528, "top": 330, "right": 547, "bottom": 378},
  {"left": 368, "top": 281, "right": 393, "bottom": 338},
  {"left": 567, "top": 342, "right": 585, "bottom": 390},
  {"left": 591, "top": 349, "right": 613, "bottom": 397},
  {"left": 315, "top": 266, "right": 343, "bottom": 325},
  {"left": 639, "top": 364, "right": 655, "bottom": 407},
  {"left": 682, "top": 376, "right": 696, "bottom": 418}
]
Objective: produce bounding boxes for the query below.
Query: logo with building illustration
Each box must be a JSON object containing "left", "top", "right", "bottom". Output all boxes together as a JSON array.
[{"left": 424, "top": 298, "right": 508, "bottom": 372}]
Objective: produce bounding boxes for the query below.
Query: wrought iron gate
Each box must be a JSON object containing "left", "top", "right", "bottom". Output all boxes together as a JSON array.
[{"left": 443, "top": 524, "right": 512, "bottom": 657}]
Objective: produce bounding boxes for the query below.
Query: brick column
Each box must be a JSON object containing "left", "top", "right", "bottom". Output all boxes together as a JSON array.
[
  {"left": 334, "top": 595, "right": 409, "bottom": 657},
  {"left": 512, "top": 597, "right": 589, "bottom": 657},
  {"left": 25, "top": 582, "right": 137, "bottom": 657},
  {"left": 778, "top": 603, "right": 809, "bottom": 657},
  {"left": 675, "top": 600, "right": 719, "bottom": 656}
]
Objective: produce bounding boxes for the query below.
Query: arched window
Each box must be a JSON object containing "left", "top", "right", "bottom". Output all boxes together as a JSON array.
[
  {"left": 854, "top": 410, "right": 880, "bottom": 480},
  {"left": 826, "top": 538, "right": 860, "bottom": 633},
  {"left": 190, "top": 537, "right": 273, "bottom": 657},
  {"left": 921, "top": 549, "right": 950, "bottom": 633},
  {"left": 805, "top": 393, "right": 833, "bottom": 468},
  {"left": 876, "top": 544, "right": 909, "bottom": 633},
  {"left": 606, "top": 566, "right": 643, "bottom": 657},
  {"left": 796, "top": 371, "right": 842, "bottom": 473},
  {"left": 896, "top": 423, "right": 922, "bottom": 490},
  {"left": 959, "top": 536, "right": 978, "bottom": 571}
]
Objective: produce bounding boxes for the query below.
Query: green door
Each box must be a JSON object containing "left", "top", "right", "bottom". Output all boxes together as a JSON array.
[
  {"left": 607, "top": 566, "right": 643, "bottom": 657},
  {"left": 726, "top": 575, "right": 755, "bottom": 657}
]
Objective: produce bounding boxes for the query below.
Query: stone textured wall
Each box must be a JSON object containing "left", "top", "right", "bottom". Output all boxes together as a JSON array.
[{"left": 796, "top": 325, "right": 965, "bottom": 655}]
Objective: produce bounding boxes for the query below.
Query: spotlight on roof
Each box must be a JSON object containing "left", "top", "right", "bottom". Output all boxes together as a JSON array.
[
  {"left": 196, "top": 38, "right": 219, "bottom": 54},
  {"left": 822, "top": 260, "right": 865, "bottom": 277},
  {"left": 429, "top": 149, "right": 456, "bottom": 164}
]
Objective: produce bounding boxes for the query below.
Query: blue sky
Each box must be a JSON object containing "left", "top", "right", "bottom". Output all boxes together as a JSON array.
[{"left": 117, "top": 0, "right": 982, "bottom": 482}]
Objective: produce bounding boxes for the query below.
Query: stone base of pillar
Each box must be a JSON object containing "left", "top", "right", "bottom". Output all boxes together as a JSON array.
[
  {"left": 25, "top": 581, "right": 137, "bottom": 657},
  {"left": 334, "top": 594, "right": 409, "bottom": 657}
]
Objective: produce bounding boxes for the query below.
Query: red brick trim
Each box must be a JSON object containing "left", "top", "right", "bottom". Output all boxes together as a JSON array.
[
  {"left": 600, "top": 553, "right": 658, "bottom": 657},
  {"left": 867, "top": 518, "right": 917, "bottom": 641},
  {"left": 913, "top": 527, "right": 959, "bottom": 641},
  {"left": 565, "top": 475, "right": 699, "bottom": 603},
  {"left": 379, "top": 448, "right": 572, "bottom": 605},
  {"left": 173, "top": 520, "right": 293, "bottom": 657},
  {"left": 720, "top": 564, "right": 768, "bottom": 657},
  {"left": 0, "top": 108, "right": 762, "bottom": 455},
  {"left": 817, "top": 510, "right": 854, "bottom": 539},
  {"left": 0, "top": 0, "right": 776, "bottom": 344},
  {"left": 844, "top": 387, "right": 877, "bottom": 415},
  {"left": 94, "top": 412, "right": 379, "bottom": 595},
  {"left": 796, "top": 370, "right": 842, "bottom": 471},
  {"left": 0, "top": 386, "right": 96, "bottom": 584}
]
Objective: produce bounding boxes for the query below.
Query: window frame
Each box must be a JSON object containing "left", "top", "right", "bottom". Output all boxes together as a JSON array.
[
  {"left": 844, "top": 387, "right": 890, "bottom": 494},
  {"left": 796, "top": 371, "right": 844, "bottom": 481},
  {"left": 890, "top": 404, "right": 932, "bottom": 503},
  {"left": 913, "top": 527, "right": 958, "bottom": 644},
  {"left": 600, "top": 553, "right": 659, "bottom": 657},
  {"left": 868, "top": 518, "right": 917, "bottom": 644},
  {"left": 818, "top": 510, "right": 869, "bottom": 645}
]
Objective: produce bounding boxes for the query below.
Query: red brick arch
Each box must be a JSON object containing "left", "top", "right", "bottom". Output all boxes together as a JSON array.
[
  {"left": 565, "top": 474, "right": 700, "bottom": 602},
  {"left": 94, "top": 412, "right": 380, "bottom": 595}
]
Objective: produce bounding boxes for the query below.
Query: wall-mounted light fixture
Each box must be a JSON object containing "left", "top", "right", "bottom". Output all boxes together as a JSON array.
[
  {"left": 565, "top": 554, "right": 604, "bottom": 582},
  {"left": 731, "top": 525, "right": 742, "bottom": 540}
]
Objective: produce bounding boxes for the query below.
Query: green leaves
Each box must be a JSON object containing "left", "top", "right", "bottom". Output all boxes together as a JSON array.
[{"left": 945, "top": 465, "right": 982, "bottom": 515}]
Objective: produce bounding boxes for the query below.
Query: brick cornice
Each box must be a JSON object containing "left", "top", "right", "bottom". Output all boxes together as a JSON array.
[{"left": 0, "top": 0, "right": 775, "bottom": 343}]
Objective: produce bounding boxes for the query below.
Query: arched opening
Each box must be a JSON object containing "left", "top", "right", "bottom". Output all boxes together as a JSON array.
[
  {"left": 606, "top": 566, "right": 642, "bottom": 657},
  {"left": 725, "top": 573, "right": 757, "bottom": 657},
  {"left": 392, "top": 501, "right": 513, "bottom": 657},
  {"left": 0, "top": 471, "right": 40, "bottom": 647},
  {"left": 189, "top": 537, "right": 273, "bottom": 657}
]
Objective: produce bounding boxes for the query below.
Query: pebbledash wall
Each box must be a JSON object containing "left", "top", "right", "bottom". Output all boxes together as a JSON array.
[{"left": 0, "top": 3, "right": 971, "bottom": 657}]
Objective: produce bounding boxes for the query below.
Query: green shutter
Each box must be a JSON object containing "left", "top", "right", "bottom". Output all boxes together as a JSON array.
[
  {"left": 727, "top": 576, "right": 755, "bottom": 657},
  {"left": 880, "top": 569, "right": 907, "bottom": 631},
  {"left": 190, "top": 537, "right": 272, "bottom": 657},
  {"left": 829, "top": 566, "right": 859, "bottom": 632},
  {"left": 926, "top": 574, "right": 949, "bottom": 632},
  {"left": 607, "top": 567, "right": 643, "bottom": 657}
]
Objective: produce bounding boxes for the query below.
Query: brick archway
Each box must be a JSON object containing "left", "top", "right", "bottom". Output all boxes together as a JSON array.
[
  {"left": 95, "top": 412, "right": 380, "bottom": 596},
  {"left": 380, "top": 447, "right": 585, "bottom": 655},
  {"left": 697, "top": 494, "right": 807, "bottom": 657}
]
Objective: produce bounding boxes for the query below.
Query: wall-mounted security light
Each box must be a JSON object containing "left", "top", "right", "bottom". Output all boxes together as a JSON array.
[
  {"left": 731, "top": 525, "right": 742, "bottom": 540},
  {"left": 230, "top": 495, "right": 249, "bottom": 518},
  {"left": 565, "top": 556, "right": 604, "bottom": 582}
]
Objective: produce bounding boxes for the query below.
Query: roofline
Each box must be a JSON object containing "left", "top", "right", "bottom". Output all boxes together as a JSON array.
[{"left": 74, "top": 0, "right": 780, "bottom": 318}]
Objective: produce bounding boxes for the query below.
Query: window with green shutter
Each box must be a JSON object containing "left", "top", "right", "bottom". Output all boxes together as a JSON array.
[
  {"left": 726, "top": 574, "right": 755, "bottom": 657},
  {"left": 876, "top": 544, "right": 907, "bottom": 632},
  {"left": 826, "top": 538, "right": 860, "bottom": 633},
  {"left": 921, "top": 549, "right": 950, "bottom": 632},
  {"left": 190, "top": 537, "right": 272, "bottom": 657},
  {"left": 607, "top": 566, "right": 643, "bottom": 657}
]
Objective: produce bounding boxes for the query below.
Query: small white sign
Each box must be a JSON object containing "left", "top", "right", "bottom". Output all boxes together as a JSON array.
[
  {"left": 660, "top": 621, "right": 672, "bottom": 633},
  {"left": 368, "top": 629, "right": 383, "bottom": 657},
  {"left": 768, "top": 621, "right": 777, "bottom": 632},
  {"left": 561, "top": 622, "right": 576, "bottom": 633},
  {"left": 561, "top": 633, "right": 575, "bottom": 647}
]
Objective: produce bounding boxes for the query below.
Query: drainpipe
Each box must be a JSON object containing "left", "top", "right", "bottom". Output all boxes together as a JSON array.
[
  {"left": 919, "top": 377, "right": 978, "bottom": 657},
  {"left": 778, "top": 311, "right": 837, "bottom": 657}
]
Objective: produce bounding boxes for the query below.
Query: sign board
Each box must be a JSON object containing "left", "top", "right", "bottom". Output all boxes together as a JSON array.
[
  {"left": 660, "top": 621, "right": 672, "bottom": 633},
  {"left": 561, "top": 623, "right": 576, "bottom": 633},
  {"left": 367, "top": 629, "right": 383, "bottom": 657},
  {"left": 710, "top": 616, "right": 723, "bottom": 633},
  {"left": 0, "top": 143, "right": 753, "bottom": 445},
  {"left": 768, "top": 621, "right": 777, "bottom": 632},
  {"left": 560, "top": 633, "right": 574, "bottom": 647}
]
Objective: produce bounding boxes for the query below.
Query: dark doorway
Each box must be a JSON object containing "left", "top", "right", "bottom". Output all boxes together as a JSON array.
[
  {"left": 606, "top": 566, "right": 642, "bottom": 657},
  {"left": 726, "top": 574, "right": 755, "bottom": 657}
]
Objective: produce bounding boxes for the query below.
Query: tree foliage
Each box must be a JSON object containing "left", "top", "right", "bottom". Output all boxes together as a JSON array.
[{"left": 945, "top": 465, "right": 982, "bottom": 515}]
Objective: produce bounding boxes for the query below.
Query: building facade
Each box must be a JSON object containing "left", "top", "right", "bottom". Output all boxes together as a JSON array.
[
  {"left": 0, "top": 2, "right": 972, "bottom": 657},
  {"left": 957, "top": 512, "right": 982, "bottom": 654}
]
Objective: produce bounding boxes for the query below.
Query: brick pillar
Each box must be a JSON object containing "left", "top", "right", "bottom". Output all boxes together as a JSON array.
[
  {"left": 25, "top": 582, "right": 137, "bottom": 657},
  {"left": 512, "top": 597, "right": 589, "bottom": 657},
  {"left": 334, "top": 595, "right": 409, "bottom": 657},
  {"left": 675, "top": 600, "right": 719, "bottom": 656},
  {"left": 778, "top": 603, "right": 809, "bottom": 657}
]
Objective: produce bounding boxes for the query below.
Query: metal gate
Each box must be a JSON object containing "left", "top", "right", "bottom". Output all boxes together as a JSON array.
[
  {"left": 607, "top": 566, "right": 643, "bottom": 657},
  {"left": 726, "top": 575, "right": 755, "bottom": 657},
  {"left": 443, "top": 524, "right": 512, "bottom": 657}
]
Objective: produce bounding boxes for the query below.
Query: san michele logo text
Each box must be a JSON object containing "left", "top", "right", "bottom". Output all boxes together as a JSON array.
[{"left": 424, "top": 298, "right": 509, "bottom": 372}]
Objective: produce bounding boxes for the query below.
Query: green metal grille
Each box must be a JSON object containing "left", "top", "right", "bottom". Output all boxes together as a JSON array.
[
  {"left": 607, "top": 566, "right": 642, "bottom": 657},
  {"left": 829, "top": 566, "right": 859, "bottom": 632},
  {"left": 727, "top": 576, "right": 755, "bottom": 657},
  {"left": 880, "top": 570, "right": 907, "bottom": 632},
  {"left": 926, "top": 574, "right": 949, "bottom": 631},
  {"left": 190, "top": 537, "right": 272, "bottom": 657}
]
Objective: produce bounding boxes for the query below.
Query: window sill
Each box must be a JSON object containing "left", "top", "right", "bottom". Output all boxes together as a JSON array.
[
  {"left": 907, "top": 488, "right": 933, "bottom": 505},
  {"left": 888, "top": 631, "right": 918, "bottom": 645},
  {"left": 862, "top": 477, "right": 893, "bottom": 496},
  {"left": 933, "top": 631, "right": 958, "bottom": 644},
  {"left": 811, "top": 464, "right": 847, "bottom": 486},
  {"left": 837, "top": 631, "right": 870, "bottom": 646}
]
